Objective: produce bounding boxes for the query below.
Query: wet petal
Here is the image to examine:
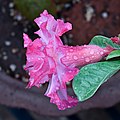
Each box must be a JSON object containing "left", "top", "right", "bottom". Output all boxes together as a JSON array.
[
  {"left": 49, "top": 87, "right": 78, "bottom": 110},
  {"left": 23, "top": 33, "right": 32, "bottom": 48},
  {"left": 45, "top": 74, "right": 60, "bottom": 96},
  {"left": 61, "top": 45, "right": 113, "bottom": 67},
  {"left": 56, "top": 19, "right": 72, "bottom": 36}
]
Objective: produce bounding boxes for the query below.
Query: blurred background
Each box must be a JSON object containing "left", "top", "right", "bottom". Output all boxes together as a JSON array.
[{"left": 0, "top": 0, "right": 120, "bottom": 120}]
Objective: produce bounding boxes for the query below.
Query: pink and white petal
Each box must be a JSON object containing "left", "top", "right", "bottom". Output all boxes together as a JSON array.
[
  {"left": 26, "top": 77, "right": 35, "bottom": 88},
  {"left": 47, "top": 57, "right": 56, "bottom": 73},
  {"left": 46, "top": 16, "right": 57, "bottom": 32},
  {"left": 35, "top": 75, "right": 50, "bottom": 87},
  {"left": 35, "top": 23, "right": 52, "bottom": 44},
  {"left": 32, "top": 38, "right": 43, "bottom": 48},
  {"left": 45, "top": 74, "right": 60, "bottom": 97},
  {"left": 23, "top": 33, "right": 32, "bottom": 48},
  {"left": 57, "top": 61, "right": 79, "bottom": 87},
  {"left": 55, "top": 19, "right": 72, "bottom": 36},
  {"left": 31, "top": 58, "right": 50, "bottom": 85},
  {"left": 49, "top": 87, "right": 78, "bottom": 110},
  {"left": 61, "top": 45, "right": 114, "bottom": 67},
  {"left": 34, "top": 10, "right": 48, "bottom": 27}
]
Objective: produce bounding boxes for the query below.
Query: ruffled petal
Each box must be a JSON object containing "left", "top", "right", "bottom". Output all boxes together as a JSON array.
[
  {"left": 49, "top": 87, "right": 78, "bottom": 110},
  {"left": 56, "top": 61, "right": 79, "bottom": 87},
  {"left": 26, "top": 57, "right": 51, "bottom": 88},
  {"left": 23, "top": 33, "right": 32, "bottom": 48},
  {"left": 55, "top": 19, "right": 72, "bottom": 36},
  {"left": 45, "top": 74, "right": 60, "bottom": 97},
  {"left": 34, "top": 10, "right": 49, "bottom": 28}
]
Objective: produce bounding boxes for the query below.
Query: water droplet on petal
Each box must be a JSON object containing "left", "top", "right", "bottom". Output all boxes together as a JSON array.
[
  {"left": 56, "top": 87, "right": 59, "bottom": 90},
  {"left": 70, "top": 49, "right": 73, "bottom": 52},
  {"left": 38, "top": 57, "right": 41, "bottom": 60},
  {"left": 100, "top": 52, "right": 104, "bottom": 55},
  {"left": 97, "top": 52, "right": 100, "bottom": 55},
  {"left": 67, "top": 53, "right": 70, "bottom": 55},
  {"left": 73, "top": 55, "right": 78, "bottom": 60},
  {"left": 68, "top": 105, "right": 71, "bottom": 108},
  {"left": 85, "top": 58, "right": 90, "bottom": 62},
  {"left": 90, "top": 50, "right": 94, "bottom": 55},
  {"left": 66, "top": 56, "right": 69, "bottom": 59}
]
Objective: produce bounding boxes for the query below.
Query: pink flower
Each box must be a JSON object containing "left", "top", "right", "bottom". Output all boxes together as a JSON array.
[{"left": 23, "top": 10, "right": 114, "bottom": 110}]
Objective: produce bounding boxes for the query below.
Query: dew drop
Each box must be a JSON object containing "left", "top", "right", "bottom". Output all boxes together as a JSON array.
[
  {"left": 100, "top": 52, "right": 104, "bottom": 55},
  {"left": 62, "top": 72, "right": 65, "bottom": 75},
  {"left": 67, "top": 53, "right": 70, "bottom": 55},
  {"left": 66, "top": 56, "right": 69, "bottom": 59},
  {"left": 70, "top": 48, "right": 73, "bottom": 52},
  {"left": 85, "top": 58, "right": 90, "bottom": 62},
  {"left": 90, "top": 50, "right": 94, "bottom": 55},
  {"left": 84, "top": 67, "right": 88, "bottom": 70},
  {"left": 38, "top": 57, "right": 41, "bottom": 60},
  {"left": 73, "top": 55, "right": 78, "bottom": 60},
  {"left": 56, "top": 87, "right": 59, "bottom": 90},
  {"left": 74, "top": 87, "right": 77, "bottom": 90},
  {"left": 97, "top": 52, "right": 100, "bottom": 55},
  {"left": 68, "top": 105, "right": 71, "bottom": 108}
]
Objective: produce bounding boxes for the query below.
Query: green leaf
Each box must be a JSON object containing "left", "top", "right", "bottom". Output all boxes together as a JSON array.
[
  {"left": 106, "top": 50, "right": 120, "bottom": 60},
  {"left": 89, "top": 35, "right": 120, "bottom": 49},
  {"left": 73, "top": 60, "right": 120, "bottom": 101}
]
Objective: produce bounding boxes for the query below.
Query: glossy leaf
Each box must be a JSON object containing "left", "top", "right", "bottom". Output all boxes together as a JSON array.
[
  {"left": 73, "top": 60, "right": 120, "bottom": 101},
  {"left": 89, "top": 35, "right": 120, "bottom": 49},
  {"left": 106, "top": 50, "right": 120, "bottom": 60}
]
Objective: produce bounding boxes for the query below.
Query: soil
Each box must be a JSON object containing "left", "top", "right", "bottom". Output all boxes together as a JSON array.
[{"left": 0, "top": 0, "right": 37, "bottom": 82}]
